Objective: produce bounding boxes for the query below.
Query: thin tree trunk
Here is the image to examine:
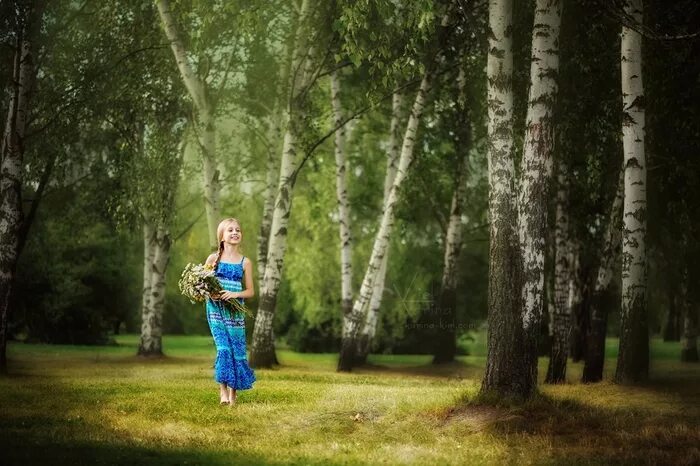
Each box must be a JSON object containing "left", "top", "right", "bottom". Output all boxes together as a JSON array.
[
  {"left": 156, "top": 0, "right": 220, "bottom": 249},
  {"left": 568, "top": 243, "right": 586, "bottom": 362},
  {"left": 198, "top": 106, "right": 220, "bottom": 250},
  {"left": 432, "top": 147, "right": 469, "bottom": 364},
  {"left": 0, "top": 3, "right": 42, "bottom": 374},
  {"left": 257, "top": 36, "right": 294, "bottom": 287},
  {"left": 680, "top": 265, "right": 698, "bottom": 362},
  {"left": 250, "top": 0, "right": 314, "bottom": 368},
  {"left": 582, "top": 169, "right": 624, "bottom": 383},
  {"left": 338, "top": 73, "right": 433, "bottom": 372},
  {"left": 662, "top": 285, "right": 681, "bottom": 341},
  {"left": 615, "top": 0, "right": 649, "bottom": 384},
  {"left": 138, "top": 225, "right": 171, "bottom": 357},
  {"left": 257, "top": 118, "right": 279, "bottom": 286},
  {"left": 480, "top": 0, "right": 530, "bottom": 398},
  {"left": 546, "top": 159, "right": 571, "bottom": 383},
  {"left": 433, "top": 69, "right": 471, "bottom": 364},
  {"left": 517, "top": 0, "right": 563, "bottom": 391},
  {"left": 330, "top": 71, "right": 354, "bottom": 320},
  {"left": 141, "top": 221, "right": 157, "bottom": 334},
  {"left": 356, "top": 92, "right": 404, "bottom": 364}
]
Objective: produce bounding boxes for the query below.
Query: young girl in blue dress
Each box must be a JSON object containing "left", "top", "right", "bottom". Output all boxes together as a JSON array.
[{"left": 205, "top": 217, "right": 256, "bottom": 405}]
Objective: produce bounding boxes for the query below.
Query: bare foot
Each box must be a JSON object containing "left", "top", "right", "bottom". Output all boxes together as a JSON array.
[{"left": 220, "top": 387, "right": 230, "bottom": 405}]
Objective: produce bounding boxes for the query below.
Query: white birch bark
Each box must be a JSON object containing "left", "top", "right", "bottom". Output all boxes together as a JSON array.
[
  {"left": 330, "top": 71, "right": 354, "bottom": 318},
  {"left": 141, "top": 221, "right": 157, "bottom": 329},
  {"left": 257, "top": 115, "right": 281, "bottom": 286},
  {"left": 257, "top": 36, "right": 294, "bottom": 287},
  {"left": 138, "top": 226, "right": 171, "bottom": 356},
  {"left": 615, "top": 0, "right": 649, "bottom": 383},
  {"left": 155, "top": 0, "right": 220, "bottom": 249},
  {"left": 338, "top": 73, "right": 433, "bottom": 372},
  {"left": 482, "top": 0, "right": 537, "bottom": 398},
  {"left": 250, "top": 0, "right": 315, "bottom": 367},
  {"left": 356, "top": 92, "right": 405, "bottom": 361},
  {"left": 0, "top": 3, "right": 42, "bottom": 373},
  {"left": 517, "top": 0, "right": 563, "bottom": 386}
]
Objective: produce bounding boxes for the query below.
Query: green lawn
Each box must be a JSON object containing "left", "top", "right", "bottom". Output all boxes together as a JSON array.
[{"left": 1, "top": 335, "right": 698, "bottom": 465}]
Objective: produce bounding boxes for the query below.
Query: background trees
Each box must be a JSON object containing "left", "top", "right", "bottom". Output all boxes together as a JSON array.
[{"left": 1, "top": 0, "right": 698, "bottom": 393}]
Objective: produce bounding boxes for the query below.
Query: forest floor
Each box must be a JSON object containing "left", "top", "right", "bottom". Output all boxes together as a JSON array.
[{"left": 1, "top": 334, "right": 698, "bottom": 465}]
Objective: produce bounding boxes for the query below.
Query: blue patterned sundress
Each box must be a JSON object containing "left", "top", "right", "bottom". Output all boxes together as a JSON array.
[{"left": 205, "top": 257, "right": 256, "bottom": 390}]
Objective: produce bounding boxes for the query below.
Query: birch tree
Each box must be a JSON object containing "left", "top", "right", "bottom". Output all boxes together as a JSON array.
[
  {"left": 615, "top": 0, "right": 649, "bottom": 384},
  {"left": 336, "top": 3, "right": 455, "bottom": 372},
  {"left": 546, "top": 159, "right": 571, "bottom": 383},
  {"left": 0, "top": 1, "right": 43, "bottom": 374},
  {"left": 256, "top": 28, "right": 297, "bottom": 287},
  {"left": 136, "top": 115, "right": 188, "bottom": 356},
  {"left": 355, "top": 92, "right": 404, "bottom": 364},
  {"left": 482, "top": 0, "right": 562, "bottom": 398},
  {"left": 155, "top": 0, "right": 248, "bottom": 249},
  {"left": 250, "top": 0, "right": 332, "bottom": 367},
  {"left": 330, "top": 71, "right": 354, "bottom": 321},
  {"left": 433, "top": 69, "right": 471, "bottom": 364},
  {"left": 567, "top": 243, "right": 585, "bottom": 362},
  {"left": 517, "top": 0, "right": 563, "bottom": 389},
  {"left": 480, "top": 0, "right": 529, "bottom": 397},
  {"left": 582, "top": 169, "right": 623, "bottom": 383},
  {"left": 338, "top": 73, "right": 433, "bottom": 371}
]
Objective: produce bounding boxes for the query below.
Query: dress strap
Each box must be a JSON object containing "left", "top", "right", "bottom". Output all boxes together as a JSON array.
[{"left": 240, "top": 256, "right": 245, "bottom": 265}]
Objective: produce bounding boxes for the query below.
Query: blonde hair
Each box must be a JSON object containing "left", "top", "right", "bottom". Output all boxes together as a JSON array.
[{"left": 213, "top": 217, "right": 243, "bottom": 269}]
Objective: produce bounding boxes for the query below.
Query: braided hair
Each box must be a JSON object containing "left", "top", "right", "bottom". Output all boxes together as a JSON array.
[{"left": 213, "top": 217, "right": 243, "bottom": 270}]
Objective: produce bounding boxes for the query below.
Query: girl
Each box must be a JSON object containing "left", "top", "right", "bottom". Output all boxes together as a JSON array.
[{"left": 205, "top": 217, "right": 256, "bottom": 405}]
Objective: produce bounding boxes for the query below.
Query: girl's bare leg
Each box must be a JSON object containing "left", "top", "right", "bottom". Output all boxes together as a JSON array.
[
  {"left": 220, "top": 383, "right": 230, "bottom": 404},
  {"left": 228, "top": 386, "right": 237, "bottom": 404}
]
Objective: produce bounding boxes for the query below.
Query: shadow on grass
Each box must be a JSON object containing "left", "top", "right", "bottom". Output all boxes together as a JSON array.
[
  {"left": 1, "top": 431, "right": 272, "bottom": 466},
  {"left": 440, "top": 386, "right": 700, "bottom": 465},
  {"left": 358, "top": 359, "right": 480, "bottom": 380}
]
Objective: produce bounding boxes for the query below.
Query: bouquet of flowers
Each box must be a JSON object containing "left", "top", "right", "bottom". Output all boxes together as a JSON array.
[{"left": 178, "top": 263, "right": 253, "bottom": 318}]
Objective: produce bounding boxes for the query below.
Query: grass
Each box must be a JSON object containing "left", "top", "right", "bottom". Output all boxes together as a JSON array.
[{"left": 1, "top": 334, "right": 698, "bottom": 465}]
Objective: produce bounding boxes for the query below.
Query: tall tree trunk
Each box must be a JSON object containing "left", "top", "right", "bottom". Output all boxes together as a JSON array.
[
  {"left": 198, "top": 106, "right": 220, "bottom": 250},
  {"left": 680, "top": 265, "right": 698, "bottom": 362},
  {"left": 517, "top": 0, "right": 563, "bottom": 392},
  {"left": 156, "top": 0, "right": 220, "bottom": 249},
  {"left": 250, "top": 0, "right": 315, "bottom": 368},
  {"left": 568, "top": 243, "right": 586, "bottom": 362},
  {"left": 257, "top": 117, "right": 281, "bottom": 287},
  {"left": 546, "top": 159, "right": 571, "bottom": 383},
  {"left": 615, "top": 0, "right": 649, "bottom": 384},
  {"left": 140, "top": 221, "right": 157, "bottom": 334},
  {"left": 0, "top": 3, "right": 42, "bottom": 375},
  {"left": 338, "top": 73, "right": 433, "bottom": 372},
  {"left": 480, "top": 0, "right": 530, "bottom": 398},
  {"left": 356, "top": 92, "right": 404, "bottom": 364},
  {"left": 432, "top": 147, "right": 469, "bottom": 364},
  {"left": 138, "top": 226, "right": 171, "bottom": 356},
  {"left": 582, "top": 169, "right": 623, "bottom": 383},
  {"left": 433, "top": 69, "right": 471, "bottom": 364},
  {"left": 662, "top": 285, "right": 681, "bottom": 341},
  {"left": 257, "top": 36, "right": 294, "bottom": 287},
  {"left": 330, "top": 71, "right": 354, "bottom": 321}
]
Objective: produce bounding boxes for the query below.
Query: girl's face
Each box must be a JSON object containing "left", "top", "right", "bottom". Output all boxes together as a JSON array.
[{"left": 222, "top": 222, "right": 242, "bottom": 245}]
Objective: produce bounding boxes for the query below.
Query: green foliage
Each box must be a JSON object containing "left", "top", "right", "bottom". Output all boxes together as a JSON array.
[{"left": 13, "top": 172, "right": 140, "bottom": 344}]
